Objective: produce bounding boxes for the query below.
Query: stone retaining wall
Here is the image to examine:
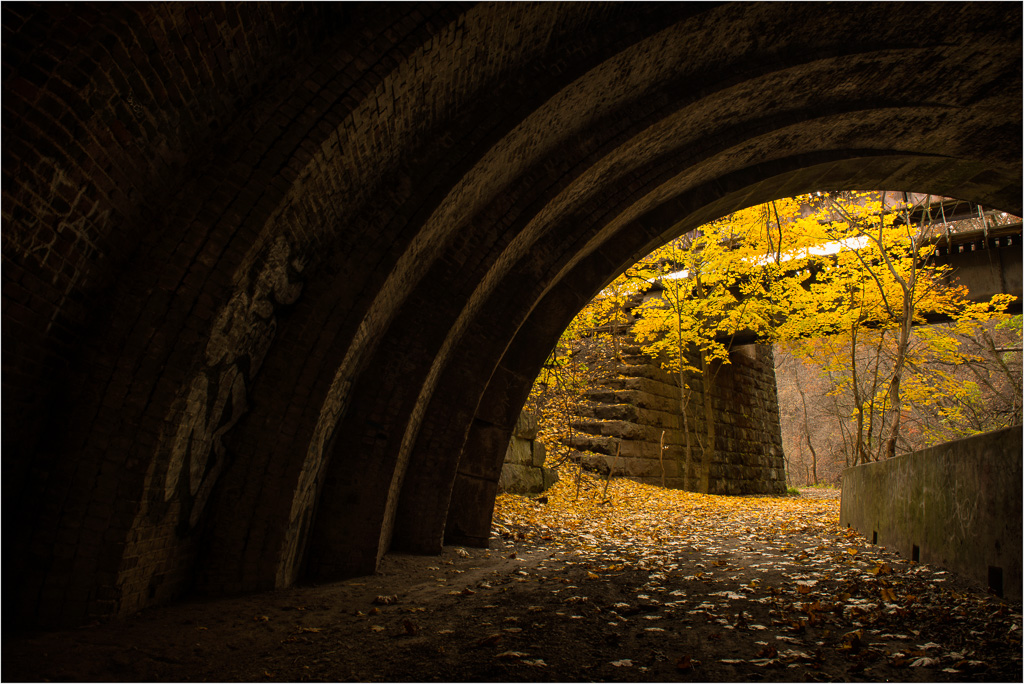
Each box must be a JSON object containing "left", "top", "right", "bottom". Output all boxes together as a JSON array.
[
  {"left": 498, "top": 412, "right": 559, "bottom": 495},
  {"left": 567, "top": 341, "right": 786, "bottom": 495}
]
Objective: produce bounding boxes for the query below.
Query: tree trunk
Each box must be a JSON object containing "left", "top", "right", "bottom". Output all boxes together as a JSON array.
[
  {"left": 796, "top": 380, "right": 819, "bottom": 485},
  {"left": 881, "top": 299, "right": 913, "bottom": 459},
  {"left": 699, "top": 351, "right": 715, "bottom": 495},
  {"left": 849, "top": 319, "right": 867, "bottom": 465},
  {"left": 659, "top": 430, "right": 666, "bottom": 488}
]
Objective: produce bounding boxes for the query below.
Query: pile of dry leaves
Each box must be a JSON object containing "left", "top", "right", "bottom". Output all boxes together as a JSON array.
[
  {"left": 482, "top": 476, "right": 1021, "bottom": 680},
  {"left": 5, "top": 476, "right": 1020, "bottom": 682}
]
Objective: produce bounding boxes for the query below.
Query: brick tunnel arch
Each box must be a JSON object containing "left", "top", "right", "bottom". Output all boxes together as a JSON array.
[{"left": 3, "top": 3, "right": 1020, "bottom": 627}]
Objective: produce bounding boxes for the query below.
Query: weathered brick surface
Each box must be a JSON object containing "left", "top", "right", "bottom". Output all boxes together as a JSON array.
[{"left": 3, "top": 3, "right": 1020, "bottom": 627}]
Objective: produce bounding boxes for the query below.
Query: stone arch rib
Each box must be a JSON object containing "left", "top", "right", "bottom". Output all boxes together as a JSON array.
[{"left": 1, "top": 2, "right": 1019, "bottom": 627}]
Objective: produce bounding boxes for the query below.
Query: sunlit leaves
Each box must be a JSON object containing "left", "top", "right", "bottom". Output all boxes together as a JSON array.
[
  {"left": 489, "top": 476, "right": 1020, "bottom": 678},
  {"left": 529, "top": 191, "right": 1018, "bottom": 472}
]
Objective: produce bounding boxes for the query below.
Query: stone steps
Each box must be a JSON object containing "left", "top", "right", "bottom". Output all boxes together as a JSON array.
[
  {"left": 578, "top": 452, "right": 684, "bottom": 480},
  {"left": 576, "top": 402, "right": 684, "bottom": 430},
  {"left": 566, "top": 433, "right": 689, "bottom": 461},
  {"left": 569, "top": 419, "right": 690, "bottom": 446},
  {"left": 524, "top": 325, "right": 786, "bottom": 496},
  {"left": 582, "top": 388, "right": 683, "bottom": 414},
  {"left": 605, "top": 361, "right": 679, "bottom": 386},
  {"left": 589, "top": 375, "right": 693, "bottom": 403}
]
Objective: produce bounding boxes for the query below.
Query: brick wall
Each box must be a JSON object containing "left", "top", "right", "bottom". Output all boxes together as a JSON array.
[
  {"left": 3, "top": 1, "right": 350, "bottom": 626},
  {"left": 3, "top": 3, "right": 1020, "bottom": 627}
]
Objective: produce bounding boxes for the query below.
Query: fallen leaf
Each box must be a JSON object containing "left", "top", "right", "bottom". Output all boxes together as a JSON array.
[
  {"left": 477, "top": 633, "right": 503, "bottom": 647},
  {"left": 675, "top": 655, "right": 696, "bottom": 672}
]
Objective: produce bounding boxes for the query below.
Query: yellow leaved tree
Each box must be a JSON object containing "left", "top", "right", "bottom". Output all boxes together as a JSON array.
[
  {"left": 772, "top": 192, "right": 1015, "bottom": 462},
  {"left": 528, "top": 191, "right": 1016, "bottom": 490},
  {"left": 629, "top": 198, "right": 815, "bottom": 491}
]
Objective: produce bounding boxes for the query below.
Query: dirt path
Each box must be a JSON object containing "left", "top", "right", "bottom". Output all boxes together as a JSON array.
[{"left": 4, "top": 480, "right": 1020, "bottom": 682}]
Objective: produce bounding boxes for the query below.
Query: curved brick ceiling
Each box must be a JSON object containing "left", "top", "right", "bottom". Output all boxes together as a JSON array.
[{"left": 2, "top": 2, "right": 1020, "bottom": 627}]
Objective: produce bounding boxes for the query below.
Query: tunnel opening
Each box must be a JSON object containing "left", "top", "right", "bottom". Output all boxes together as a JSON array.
[
  {"left": 3, "top": 6, "right": 1020, "bottom": 663},
  {"left": 483, "top": 188, "right": 1020, "bottom": 626},
  {"left": 494, "top": 190, "right": 1020, "bottom": 504}
]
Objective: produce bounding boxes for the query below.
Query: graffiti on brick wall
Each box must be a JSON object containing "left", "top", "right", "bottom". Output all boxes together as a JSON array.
[
  {"left": 9, "top": 158, "right": 109, "bottom": 268},
  {"left": 125, "top": 89, "right": 146, "bottom": 122},
  {"left": 4, "top": 158, "right": 110, "bottom": 331},
  {"left": 153, "top": 235, "right": 305, "bottom": 531}
]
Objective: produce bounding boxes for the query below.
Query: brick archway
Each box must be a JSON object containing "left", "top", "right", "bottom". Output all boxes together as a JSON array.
[{"left": 3, "top": 3, "right": 1020, "bottom": 627}]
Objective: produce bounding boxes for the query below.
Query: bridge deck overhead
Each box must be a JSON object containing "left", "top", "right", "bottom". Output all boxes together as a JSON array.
[
  {"left": 2, "top": 2, "right": 1021, "bottom": 627},
  {"left": 936, "top": 224, "right": 1023, "bottom": 307}
]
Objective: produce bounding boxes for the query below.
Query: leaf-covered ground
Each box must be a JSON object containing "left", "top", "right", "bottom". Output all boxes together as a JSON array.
[
  {"left": 490, "top": 478, "right": 1021, "bottom": 680},
  {"left": 5, "top": 478, "right": 1020, "bottom": 682}
]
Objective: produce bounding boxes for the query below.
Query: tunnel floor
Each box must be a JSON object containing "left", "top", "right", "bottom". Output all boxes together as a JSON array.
[{"left": 5, "top": 479, "right": 1020, "bottom": 682}]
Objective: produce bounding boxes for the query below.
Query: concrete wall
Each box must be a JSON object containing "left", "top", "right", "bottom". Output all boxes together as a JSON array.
[{"left": 840, "top": 427, "right": 1022, "bottom": 599}]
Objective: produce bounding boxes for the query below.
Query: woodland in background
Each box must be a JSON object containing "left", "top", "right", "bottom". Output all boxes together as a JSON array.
[
  {"left": 775, "top": 316, "right": 1022, "bottom": 486},
  {"left": 525, "top": 192, "right": 1021, "bottom": 489}
]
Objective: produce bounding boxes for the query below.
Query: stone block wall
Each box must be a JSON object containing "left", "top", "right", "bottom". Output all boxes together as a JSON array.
[
  {"left": 498, "top": 411, "right": 559, "bottom": 495},
  {"left": 566, "top": 340, "right": 786, "bottom": 495}
]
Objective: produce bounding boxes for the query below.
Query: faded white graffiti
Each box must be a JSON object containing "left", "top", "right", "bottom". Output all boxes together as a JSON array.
[
  {"left": 10, "top": 158, "right": 108, "bottom": 269},
  {"left": 159, "top": 235, "right": 304, "bottom": 529},
  {"left": 125, "top": 89, "right": 145, "bottom": 122},
  {"left": 4, "top": 158, "right": 111, "bottom": 333},
  {"left": 949, "top": 459, "right": 979, "bottom": 545}
]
